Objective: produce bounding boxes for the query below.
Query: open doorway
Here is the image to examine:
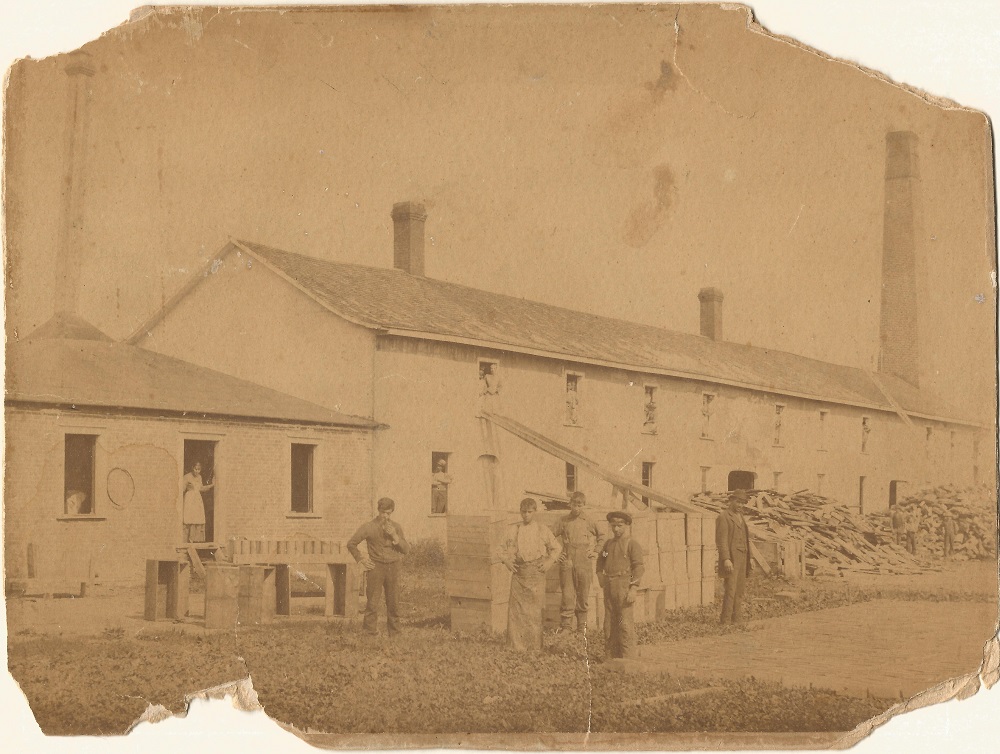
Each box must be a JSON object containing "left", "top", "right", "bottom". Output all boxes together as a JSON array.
[
  {"left": 183, "top": 440, "right": 217, "bottom": 543},
  {"left": 888, "top": 480, "right": 907, "bottom": 509},
  {"left": 728, "top": 470, "right": 756, "bottom": 491}
]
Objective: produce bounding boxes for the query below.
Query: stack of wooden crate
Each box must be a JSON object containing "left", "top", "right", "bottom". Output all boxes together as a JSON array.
[
  {"left": 446, "top": 508, "right": 718, "bottom": 634},
  {"left": 446, "top": 515, "right": 512, "bottom": 633}
]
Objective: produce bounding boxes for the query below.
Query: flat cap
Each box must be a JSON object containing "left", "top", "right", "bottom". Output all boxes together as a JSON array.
[{"left": 607, "top": 511, "right": 632, "bottom": 525}]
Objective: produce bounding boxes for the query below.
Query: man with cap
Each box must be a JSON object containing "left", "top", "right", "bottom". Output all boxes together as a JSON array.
[
  {"left": 347, "top": 497, "right": 411, "bottom": 635},
  {"left": 597, "top": 510, "right": 644, "bottom": 659},
  {"left": 716, "top": 490, "right": 753, "bottom": 624},
  {"left": 498, "top": 498, "right": 562, "bottom": 651},
  {"left": 551, "top": 491, "right": 606, "bottom": 633}
]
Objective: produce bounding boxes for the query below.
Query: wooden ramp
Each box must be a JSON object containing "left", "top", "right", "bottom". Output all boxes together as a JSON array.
[{"left": 479, "top": 411, "right": 705, "bottom": 515}]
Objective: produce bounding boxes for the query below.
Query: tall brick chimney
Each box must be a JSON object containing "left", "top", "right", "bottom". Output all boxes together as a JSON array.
[
  {"left": 55, "top": 50, "right": 96, "bottom": 316},
  {"left": 391, "top": 201, "right": 427, "bottom": 276},
  {"left": 879, "top": 131, "right": 921, "bottom": 387},
  {"left": 698, "top": 287, "right": 724, "bottom": 340}
]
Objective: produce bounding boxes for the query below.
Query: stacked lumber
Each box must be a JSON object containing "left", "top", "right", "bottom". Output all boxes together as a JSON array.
[
  {"left": 870, "top": 484, "right": 997, "bottom": 561},
  {"left": 688, "top": 490, "right": 930, "bottom": 576}
]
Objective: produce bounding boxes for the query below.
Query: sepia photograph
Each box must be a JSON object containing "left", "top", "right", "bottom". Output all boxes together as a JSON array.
[{"left": 2, "top": 1, "right": 998, "bottom": 751}]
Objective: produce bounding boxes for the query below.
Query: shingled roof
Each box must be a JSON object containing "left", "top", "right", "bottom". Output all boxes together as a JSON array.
[
  {"left": 8, "top": 316, "right": 375, "bottom": 428},
  {"left": 136, "top": 240, "right": 976, "bottom": 426}
]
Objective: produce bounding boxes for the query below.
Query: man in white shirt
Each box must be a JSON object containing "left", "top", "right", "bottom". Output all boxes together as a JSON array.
[{"left": 498, "top": 498, "right": 562, "bottom": 651}]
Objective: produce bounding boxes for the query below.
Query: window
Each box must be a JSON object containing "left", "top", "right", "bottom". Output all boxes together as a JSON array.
[
  {"left": 431, "top": 452, "right": 452, "bottom": 514},
  {"left": 818, "top": 410, "right": 829, "bottom": 451},
  {"left": 925, "top": 426, "right": 933, "bottom": 449},
  {"left": 64, "top": 434, "right": 97, "bottom": 515},
  {"left": 290, "top": 444, "right": 315, "bottom": 513},
  {"left": 773, "top": 404, "right": 785, "bottom": 446},
  {"left": 641, "top": 462, "right": 654, "bottom": 505},
  {"left": 772, "top": 471, "right": 782, "bottom": 491},
  {"left": 700, "top": 466, "right": 711, "bottom": 493},
  {"left": 861, "top": 416, "right": 871, "bottom": 453},
  {"left": 565, "top": 373, "right": 582, "bottom": 425},
  {"left": 566, "top": 462, "right": 577, "bottom": 494},
  {"left": 478, "top": 360, "right": 500, "bottom": 401},
  {"left": 701, "top": 393, "right": 715, "bottom": 438},
  {"left": 643, "top": 385, "right": 658, "bottom": 433},
  {"left": 816, "top": 473, "right": 825, "bottom": 495},
  {"left": 858, "top": 476, "right": 866, "bottom": 513}
]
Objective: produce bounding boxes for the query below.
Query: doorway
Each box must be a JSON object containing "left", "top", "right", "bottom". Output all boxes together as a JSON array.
[
  {"left": 888, "top": 480, "right": 907, "bottom": 509},
  {"left": 727, "top": 470, "right": 756, "bottom": 491},
  {"left": 183, "top": 440, "right": 217, "bottom": 543}
]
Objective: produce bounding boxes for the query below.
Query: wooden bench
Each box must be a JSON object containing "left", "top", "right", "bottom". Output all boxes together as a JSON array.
[{"left": 228, "top": 538, "right": 360, "bottom": 618}]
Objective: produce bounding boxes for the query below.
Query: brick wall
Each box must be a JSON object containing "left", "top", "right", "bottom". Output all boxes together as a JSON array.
[{"left": 4, "top": 407, "right": 373, "bottom": 586}]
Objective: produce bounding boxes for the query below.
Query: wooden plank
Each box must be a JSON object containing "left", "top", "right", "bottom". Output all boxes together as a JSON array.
[
  {"left": 185, "top": 545, "right": 206, "bottom": 577},
  {"left": 686, "top": 546, "right": 702, "bottom": 581},
  {"left": 480, "top": 411, "right": 704, "bottom": 514},
  {"left": 143, "top": 560, "right": 160, "bottom": 621},
  {"left": 749, "top": 540, "right": 772, "bottom": 575}
]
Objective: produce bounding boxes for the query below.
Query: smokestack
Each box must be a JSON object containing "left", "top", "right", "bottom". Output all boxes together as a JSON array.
[
  {"left": 879, "top": 131, "right": 921, "bottom": 387},
  {"left": 55, "top": 50, "right": 96, "bottom": 316},
  {"left": 698, "top": 287, "right": 724, "bottom": 340},
  {"left": 391, "top": 201, "right": 427, "bottom": 276}
]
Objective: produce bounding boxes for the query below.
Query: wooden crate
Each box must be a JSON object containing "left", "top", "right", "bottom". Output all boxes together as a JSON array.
[
  {"left": 687, "top": 578, "right": 701, "bottom": 606},
  {"left": 685, "top": 514, "right": 703, "bottom": 546},
  {"left": 686, "top": 545, "right": 702, "bottom": 581},
  {"left": 656, "top": 513, "right": 686, "bottom": 551},
  {"left": 645, "top": 586, "right": 666, "bottom": 622},
  {"left": 703, "top": 514, "right": 718, "bottom": 547},
  {"left": 675, "top": 580, "right": 691, "bottom": 609},
  {"left": 450, "top": 596, "right": 508, "bottom": 633},
  {"left": 702, "top": 547, "right": 719, "bottom": 575},
  {"left": 661, "top": 581, "right": 678, "bottom": 611},
  {"left": 446, "top": 562, "right": 510, "bottom": 600},
  {"left": 701, "top": 577, "right": 716, "bottom": 606}
]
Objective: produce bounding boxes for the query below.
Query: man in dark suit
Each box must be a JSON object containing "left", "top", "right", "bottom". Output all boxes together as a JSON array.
[{"left": 716, "top": 489, "right": 753, "bottom": 624}]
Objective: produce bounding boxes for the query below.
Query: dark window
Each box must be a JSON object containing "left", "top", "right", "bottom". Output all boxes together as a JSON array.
[
  {"left": 291, "top": 444, "right": 315, "bottom": 513},
  {"left": 64, "top": 434, "right": 97, "bottom": 515},
  {"left": 641, "top": 462, "right": 654, "bottom": 505},
  {"left": 566, "top": 462, "right": 577, "bottom": 493}
]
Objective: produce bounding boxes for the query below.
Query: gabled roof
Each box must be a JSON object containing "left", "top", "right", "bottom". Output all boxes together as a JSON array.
[
  {"left": 8, "top": 318, "right": 376, "bottom": 429},
  {"left": 133, "top": 240, "right": 978, "bottom": 427}
]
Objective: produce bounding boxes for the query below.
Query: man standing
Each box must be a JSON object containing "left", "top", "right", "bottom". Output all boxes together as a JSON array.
[
  {"left": 942, "top": 512, "right": 957, "bottom": 559},
  {"left": 347, "top": 497, "right": 411, "bottom": 635},
  {"left": 890, "top": 506, "right": 906, "bottom": 546},
  {"left": 498, "top": 498, "right": 562, "bottom": 651},
  {"left": 597, "top": 511, "right": 644, "bottom": 659},
  {"left": 716, "top": 490, "right": 753, "bottom": 625},
  {"left": 551, "top": 491, "right": 606, "bottom": 633},
  {"left": 905, "top": 511, "right": 919, "bottom": 555}
]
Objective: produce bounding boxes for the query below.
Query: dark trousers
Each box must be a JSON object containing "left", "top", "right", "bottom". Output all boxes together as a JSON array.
[
  {"left": 364, "top": 560, "right": 401, "bottom": 634},
  {"left": 559, "top": 548, "right": 594, "bottom": 630},
  {"left": 603, "top": 576, "right": 636, "bottom": 659},
  {"left": 720, "top": 553, "right": 747, "bottom": 624}
]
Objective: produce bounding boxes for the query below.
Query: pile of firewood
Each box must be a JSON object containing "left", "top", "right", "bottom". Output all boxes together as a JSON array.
[
  {"left": 688, "top": 489, "right": 930, "bottom": 576},
  {"left": 869, "top": 484, "right": 997, "bottom": 562}
]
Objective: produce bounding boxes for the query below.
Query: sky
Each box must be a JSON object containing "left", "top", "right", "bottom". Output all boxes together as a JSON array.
[
  {"left": 2, "top": 1, "right": 997, "bottom": 421},
  {"left": 2, "top": 1, "right": 999, "bottom": 752}
]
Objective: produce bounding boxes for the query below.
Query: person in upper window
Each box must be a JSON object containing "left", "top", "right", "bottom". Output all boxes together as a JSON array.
[{"left": 431, "top": 458, "right": 452, "bottom": 514}]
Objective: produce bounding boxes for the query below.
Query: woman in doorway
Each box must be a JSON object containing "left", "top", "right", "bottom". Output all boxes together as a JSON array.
[{"left": 182, "top": 462, "right": 214, "bottom": 543}]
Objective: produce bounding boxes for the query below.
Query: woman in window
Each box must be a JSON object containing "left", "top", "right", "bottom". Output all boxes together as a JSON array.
[{"left": 182, "top": 462, "right": 214, "bottom": 543}]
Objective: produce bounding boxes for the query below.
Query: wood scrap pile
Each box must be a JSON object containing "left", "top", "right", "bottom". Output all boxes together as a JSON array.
[
  {"left": 688, "top": 489, "right": 931, "bottom": 576},
  {"left": 869, "top": 484, "right": 997, "bottom": 561}
]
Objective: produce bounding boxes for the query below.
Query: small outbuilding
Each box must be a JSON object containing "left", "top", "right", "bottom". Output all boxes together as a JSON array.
[{"left": 4, "top": 313, "right": 377, "bottom": 589}]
